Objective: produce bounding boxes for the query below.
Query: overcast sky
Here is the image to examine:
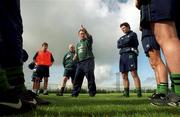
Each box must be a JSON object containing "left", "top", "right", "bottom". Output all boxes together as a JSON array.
[{"left": 21, "top": 0, "right": 157, "bottom": 89}]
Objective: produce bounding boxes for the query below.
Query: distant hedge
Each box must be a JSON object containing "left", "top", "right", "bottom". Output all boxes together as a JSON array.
[{"left": 38, "top": 88, "right": 159, "bottom": 94}]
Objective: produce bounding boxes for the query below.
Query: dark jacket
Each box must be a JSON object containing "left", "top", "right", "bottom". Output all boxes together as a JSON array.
[{"left": 117, "top": 31, "right": 139, "bottom": 55}]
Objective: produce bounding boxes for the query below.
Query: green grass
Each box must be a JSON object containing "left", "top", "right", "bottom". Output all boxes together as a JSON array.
[{"left": 11, "top": 93, "right": 180, "bottom": 117}]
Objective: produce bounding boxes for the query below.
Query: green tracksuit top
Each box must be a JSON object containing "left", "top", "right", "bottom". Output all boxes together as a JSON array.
[
  {"left": 76, "top": 35, "right": 94, "bottom": 62},
  {"left": 63, "top": 51, "right": 77, "bottom": 69}
]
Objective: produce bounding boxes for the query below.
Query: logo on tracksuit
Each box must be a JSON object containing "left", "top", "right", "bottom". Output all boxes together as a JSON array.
[{"left": 78, "top": 44, "right": 86, "bottom": 54}]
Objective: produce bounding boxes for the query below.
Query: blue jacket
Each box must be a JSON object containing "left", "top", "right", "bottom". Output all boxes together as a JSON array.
[{"left": 117, "top": 31, "right": 139, "bottom": 55}]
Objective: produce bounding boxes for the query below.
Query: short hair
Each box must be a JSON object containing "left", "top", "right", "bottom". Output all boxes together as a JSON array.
[
  {"left": 69, "top": 44, "right": 74, "bottom": 48},
  {"left": 120, "top": 22, "right": 130, "bottom": 29},
  {"left": 78, "top": 29, "right": 86, "bottom": 34},
  {"left": 42, "top": 42, "right": 48, "bottom": 47}
]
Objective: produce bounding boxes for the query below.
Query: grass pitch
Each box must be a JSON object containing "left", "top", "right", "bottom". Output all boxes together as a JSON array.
[{"left": 10, "top": 93, "right": 180, "bottom": 117}]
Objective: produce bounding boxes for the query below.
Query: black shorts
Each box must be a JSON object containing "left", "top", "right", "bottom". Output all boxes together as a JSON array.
[
  {"left": 119, "top": 53, "right": 137, "bottom": 73},
  {"left": 63, "top": 68, "right": 76, "bottom": 81},
  {"left": 142, "top": 31, "right": 160, "bottom": 57},
  {"left": 35, "top": 65, "right": 49, "bottom": 78},
  {"left": 140, "top": 0, "right": 176, "bottom": 28},
  {"left": 31, "top": 71, "right": 42, "bottom": 82}
]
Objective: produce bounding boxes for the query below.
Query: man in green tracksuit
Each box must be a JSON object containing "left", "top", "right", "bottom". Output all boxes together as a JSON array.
[
  {"left": 72, "top": 25, "right": 96, "bottom": 97},
  {"left": 57, "top": 44, "right": 77, "bottom": 96}
]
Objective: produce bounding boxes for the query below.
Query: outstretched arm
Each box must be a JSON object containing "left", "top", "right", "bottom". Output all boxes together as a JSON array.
[
  {"left": 80, "top": 25, "right": 93, "bottom": 44},
  {"left": 80, "top": 25, "right": 90, "bottom": 37}
]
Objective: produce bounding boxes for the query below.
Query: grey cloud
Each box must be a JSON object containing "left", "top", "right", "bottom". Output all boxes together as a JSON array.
[
  {"left": 21, "top": 0, "right": 149, "bottom": 88},
  {"left": 21, "top": 0, "right": 127, "bottom": 65}
]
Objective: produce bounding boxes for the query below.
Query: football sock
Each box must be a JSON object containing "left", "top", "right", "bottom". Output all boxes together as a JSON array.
[
  {"left": 60, "top": 87, "right": 65, "bottom": 93},
  {"left": 159, "top": 83, "right": 168, "bottom": 95},
  {"left": 5, "top": 66, "right": 26, "bottom": 93},
  {"left": 136, "top": 87, "right": 142, "bottom": 96},
  {"left": 170, "top": 75, "right": 175, "bottom": 93},
  {"left": 156, "top": 84, "right": 160, "bottom": 93},
  {"left": 124, "top": 88, "right": 129, "bottom": 96},
  {"left": 0, "top": 69, "right": 10, "bottom": 92},
  {"left": 171, "top": 74, "right": 180, "bottom": 96}
]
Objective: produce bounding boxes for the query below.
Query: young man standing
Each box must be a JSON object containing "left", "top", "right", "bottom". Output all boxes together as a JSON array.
[
  {"left": 72, "top": 25, "right": 96, "bottom": 97},
  {"left": 33, "top": 42, "right": 54, "bottom": 95},
  {"left": 117, "top": 22, "right": 142, "bottom": 97},
  {"left": 57, "top": 44, "right": 77, "bottom": 96},
  {"left": 136, "top": 0, "right": 180, "bottom": 106}
]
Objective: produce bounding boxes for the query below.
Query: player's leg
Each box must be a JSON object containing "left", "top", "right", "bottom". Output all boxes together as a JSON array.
[
  {"left": 121, "top": 72, "right": 129, "bottom": 97},
  {"left": 140, "top": 0, "right": 180, "bottom": 106},
  {"left": 43, "top": 77, "right": 48, "bottom": 95},
  {"left": 147, "top": 0, "right": 180, "bottom": 106},
  {"left": 85, "top": 59, "right": 96, "bottom": 97},
  {"left": 33, "top": 71, "right": 50, "bottom": 105},
  {"left": 151, "top": 66, "right": 160, "bottom": 93},
  {"left": 59, "top": 69, "right": 71, "bottom": 96},
  {"left": 131, "top": 70, "right": 142, "bottom": 97},
  {"left": 120, "top": 54, "right": 129, "bottom": 97},
  {"left": 71, "top": 68, "right": 76, "bottom": 85},
  {"left": 36, "top": 78, "right": 41, "bottom": 94},
  {"left": 32, "top": 79, "right": 37, "bottom": 94},
  {"left": 0, "top": 0, "right": 37, "bottom": 114},
  {"left": 42, "top": 67, "right": 50, "bottom": 95},
  {"left": 128, "top": 53, "right": 142, "bottom": 97},
  {"left": 147, "top": 57, "right": 162, "bottom": 100},
  {"left": 152, "top": 21, "right": 180, "bottom": 96},
  {"left": 148, "top": 0, "right": 180, "bottom": 96},
  {"left": 57, "top": 76, "right": 69, "bottom": 96},
  {"left": 149, "top": 49, "right": 168, "bottom": 94},
  {"left": 72, "top": 64, "right": 85, "bottom": 97},
  {"left": 141, "top": 33, "right": 161, "bottom": 98},
  {"left": 147, "top": 50, "right": 169, "bottom": 102}
]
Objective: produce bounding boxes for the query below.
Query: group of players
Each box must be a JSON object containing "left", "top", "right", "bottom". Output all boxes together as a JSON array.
[{"left": 0, "top": 0, "right": 180, "bottom": 116}]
